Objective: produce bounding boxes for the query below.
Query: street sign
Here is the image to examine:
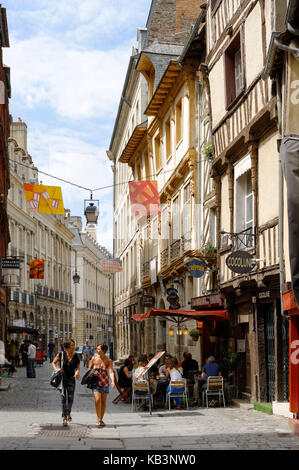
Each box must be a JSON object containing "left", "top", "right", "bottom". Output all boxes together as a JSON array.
[
  {"left": 141, "top": 295, "right": 155, "bottom": 307},
  {"left": 187, "top": 260, "right": 205, "bottom": 278},
  {"left": 1, "top": 258, "right": 20, "bottom": 269},
  {"left": 226, "top": 250, "right": 255, "bottom": 274},
  {"left": 135, "top": 351, "right": 165, "bottom": 381}
]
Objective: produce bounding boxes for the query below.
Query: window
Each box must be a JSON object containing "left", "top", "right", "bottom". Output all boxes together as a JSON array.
[
  {"left": 165, "top": 117, "right": 171, "bottom": 160},
  {"left": 152, "top": 217, "right": 158, "bottom": 259},
  {"left": 176, "top": 99, "right": 183, "bottom": 145},
  {"left": 234, "top": 156, "right": 254, "bottom": 249},
  {"left": 161, "top": 206, "right": 168, "bottom": 250},
  {"left": 225, "top": 33, "right": 244, "bottom": 108},
  {"left": 172, "top": 195, "right": 180, "bottom": 241},
  {"left": 183, "top": 183, "right": 192, "bottom": 250},
  {"left": 209, "top": 207, "right": 217, "bottom": 248},
  {"left": 154, "top": 133, "right": 161, "bottom": 172}
]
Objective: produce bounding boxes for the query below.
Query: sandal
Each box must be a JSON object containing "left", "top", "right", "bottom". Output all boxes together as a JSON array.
[
  {"left": 96, "top": 420, "right": 101, "bottom": 427},
  {"left": 67, "top": 415, "right": 72, "bottom": 422},
  {"left": 62, "top": 419, "right": 68, "bottom": 427},
  {"left": 99, "top": 420, "right": 106, "bottom": 427}
]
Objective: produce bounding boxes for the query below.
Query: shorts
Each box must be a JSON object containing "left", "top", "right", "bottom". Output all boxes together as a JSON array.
[{"left": 92, "top": 385, "right": 109, "bottom": 394}]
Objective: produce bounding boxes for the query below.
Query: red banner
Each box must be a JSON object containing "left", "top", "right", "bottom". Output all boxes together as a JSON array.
[{"left": 129, "top": 181, "right": 161, "bottom": 216}]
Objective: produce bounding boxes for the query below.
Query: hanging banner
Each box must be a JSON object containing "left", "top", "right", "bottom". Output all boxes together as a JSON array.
[
  {"left": 24, "top": 183, "right": 64, "bottom": 215},
  {"left": 29, "top": 260, "right": 45, "bottom": 279},
  {"left": 100, "top": 258, "right": 122, "bottom": 273},
  {"left": 129, "top": 181, "right": 161, "bottom": 216}
]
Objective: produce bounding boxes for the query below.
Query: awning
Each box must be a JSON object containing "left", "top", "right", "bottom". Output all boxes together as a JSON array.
[
  {"left": 7, "top": 326, "right": 40, "bottom": 336},
  {"left": 132, "top": 308, "right": 229, "bottom": 324}
]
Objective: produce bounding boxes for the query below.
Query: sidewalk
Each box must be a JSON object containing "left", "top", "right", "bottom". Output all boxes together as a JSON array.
[{"left": 0, "top": 361, "right": 299, "bottom": 450}]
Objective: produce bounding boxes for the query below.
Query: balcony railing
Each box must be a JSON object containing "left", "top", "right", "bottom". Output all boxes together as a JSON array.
[
  {"left": 160, "top": 248, "right": 168, "bottom": 267},
  {"left": 233, "top": 227, "right": 256, "bottom": 250},
  {"left": 170, "top": 239, "right": 181, "bottom": 260}
]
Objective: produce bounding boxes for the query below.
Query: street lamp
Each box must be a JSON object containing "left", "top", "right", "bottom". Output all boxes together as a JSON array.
[
  {"left": 72, "top": 272, "right": 80, "bottom": 284},
  {"left": 84, "top": 193, "right": 99, "bottom": 225},
  {"left": 168, "top": 327, "right": 175, "bottom": 336}
]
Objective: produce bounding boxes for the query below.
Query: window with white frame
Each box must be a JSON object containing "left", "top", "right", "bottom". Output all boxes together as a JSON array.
[
  {"left": 161, "top": 205, "right": 168, "bottom": 251},
  {"left": 209, "top": 207, "right": 217, "bottom": 248},
  {"left": 183, "top": 183, "right": 192, "bottom": 250},
  {"left": 234, "top": 155, "right": 254, "bottom": 249},
  {"left": 152, "top": 217, "right": 158, "bottom": 259},
  {"left": 172, "top": 195, "right": 180, "bottom": 241}
]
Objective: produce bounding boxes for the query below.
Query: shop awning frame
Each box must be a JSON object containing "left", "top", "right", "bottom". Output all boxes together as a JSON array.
[
  {"left": 7, "top": 326, "right": 40, "bottom": 336},
  {"left": 132, "top": 308, "right": 229, "bottom": 325}
]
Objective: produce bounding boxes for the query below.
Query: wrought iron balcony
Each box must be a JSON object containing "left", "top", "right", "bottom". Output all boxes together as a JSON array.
[
  {"left": 170, "top": 239, "right": 181, "bottom": 260},
  {"left": 233, "top": 227, "right": 256, "bottom": 250},
  {"left": 160, "top": 248, "right": 168, "bottom": 267}
]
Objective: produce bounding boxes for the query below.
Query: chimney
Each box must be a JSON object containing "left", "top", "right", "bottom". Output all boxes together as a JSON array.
[
  {"left": 86, "top": 224, "right": 97, "bottom": 242},
  {"left": 10, "top": 117, "right": 28, "bottom": 152}
]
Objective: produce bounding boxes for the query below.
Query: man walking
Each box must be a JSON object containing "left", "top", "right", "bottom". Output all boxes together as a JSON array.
[
  {"left": 82, "top": 340, "right": 92, "bottom": 367},
  {"left": 25, "top": 340, "right": 36, "bottom": 378}
]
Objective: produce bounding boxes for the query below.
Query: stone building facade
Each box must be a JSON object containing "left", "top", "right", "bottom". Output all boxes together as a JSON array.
[
  {"left": 7, "top": 119, "right": 74, "bottom": 350},
  {"left": 69, "top": 217, "right": 113, "bottom": 352},
  {"left": 0, "top": 6, "right": 10, "bottom": 343}
]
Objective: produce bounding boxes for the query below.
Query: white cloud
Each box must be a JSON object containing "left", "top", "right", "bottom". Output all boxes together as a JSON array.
[{"left": 6, "top": 34, "right": 133, "bottom": 120}]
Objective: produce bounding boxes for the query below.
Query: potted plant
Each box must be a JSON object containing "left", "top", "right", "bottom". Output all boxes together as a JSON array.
[
  {"left": 198, "top": 241, "right": 217, "bottom": 269},
  {"left": 202, "top": 141, "right": 214, "bottom": 162},
  {"left": 189, "top": 328, "right": 201, "bottom": 342}
]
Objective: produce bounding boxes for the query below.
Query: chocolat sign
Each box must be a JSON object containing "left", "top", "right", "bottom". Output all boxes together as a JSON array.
[
  {"left": 226, "top": 250, "right": 255, "bottom": 274},
  {"left": 187, "top": 260, "right": 205, "bottom": 278}
]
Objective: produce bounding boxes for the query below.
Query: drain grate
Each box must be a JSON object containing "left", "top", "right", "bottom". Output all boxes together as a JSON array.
[
  {"left": 38, "top": 425, "right": 88, "bottom": 438},
  {"left": 78, "top": 393, "right": 93, "bottom": 397}
]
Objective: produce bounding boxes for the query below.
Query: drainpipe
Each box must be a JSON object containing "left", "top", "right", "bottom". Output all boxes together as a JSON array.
[
  {"left": 276, "top": 73, "right": 288, "bottom": 320},
  {"left": 197, "top": 81, "right": 202, "bottom": 298}
]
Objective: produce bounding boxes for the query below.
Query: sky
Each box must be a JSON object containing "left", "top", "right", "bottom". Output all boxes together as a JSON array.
[{"left": 4, "top": 0, "right": 151, "bottom": 253}]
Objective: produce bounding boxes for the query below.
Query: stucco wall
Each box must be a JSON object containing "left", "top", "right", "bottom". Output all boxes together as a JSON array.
[
  {"left": 258, "top": 134, "right": 279, "bottom": 226},
  {"left": 245, "top": 2, "right": 264, "bottom": 85}
]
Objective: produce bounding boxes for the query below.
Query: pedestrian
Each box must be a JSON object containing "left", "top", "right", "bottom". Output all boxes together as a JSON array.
[
  {"left": 165, "top": 357, "right": 184, "bottom": 409},
  {"left": 88, "top": 343, "right": 115, "bottom": 427},
  {"left": 24, "top": 340, "right": 36, "bottom": 378},
  {"left": 48, "top": 339, "right": 55, "bottom": 362},
  {"left": 82, "top": 340, "right": 92, "bottom": 367},
  {"left": 52, "top": 339, "right": 80, "bottom": 427},
  {"left": 8, "top": 340, "right": 17, "bottom": 365}
]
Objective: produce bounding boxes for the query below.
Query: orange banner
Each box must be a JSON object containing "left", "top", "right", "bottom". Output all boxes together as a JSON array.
[
  {"left": 29, "top": 260, "right": 45, "bottom": 279},
  {"left": 24, "top": 183, "right": 64, "bottom": 215},
  {"left": 129, "top": 180, "right": 161, "bottom": 216}
]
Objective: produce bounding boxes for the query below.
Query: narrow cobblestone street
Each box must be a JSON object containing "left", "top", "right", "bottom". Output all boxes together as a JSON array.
[{"left": 0, "top": 361, "right": 299, "bottom": 451}]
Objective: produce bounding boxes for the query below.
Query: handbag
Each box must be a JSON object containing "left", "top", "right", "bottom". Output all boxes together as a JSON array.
[{"left": 50, "top": 351, "right": 64, "bottom": 388}]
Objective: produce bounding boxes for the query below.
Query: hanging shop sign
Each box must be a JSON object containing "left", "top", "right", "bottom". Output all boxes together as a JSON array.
[
  {"left": 141, "top": 295, "right": 155, "bottom": 308},
  {"left": 187, "top": 260, "right": 205, "bottom": 278},
  {"left": 166, "top": 287, "right": 180, "bottom": 310},
  {"left": 226, "top": 250, "right": 255, "bottom": 274},
  {"left": 0, "top": 257, "right": 20, "bottom": 287}
]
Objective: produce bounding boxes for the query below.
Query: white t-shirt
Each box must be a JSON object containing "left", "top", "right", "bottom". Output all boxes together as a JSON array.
[
  {"left": 169, "top": 368, "right": 183, "bottom": 381},
  {"left": 28, "top": 344, "right": 36, "bottom": 360}
]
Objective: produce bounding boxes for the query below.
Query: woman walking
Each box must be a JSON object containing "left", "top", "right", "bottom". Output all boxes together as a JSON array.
[
  {"left": 52, "top": 339, "right": 80, "bottom": 427},
  {"left": 88, "top": 344, "right": 115, "bottom": 427}
]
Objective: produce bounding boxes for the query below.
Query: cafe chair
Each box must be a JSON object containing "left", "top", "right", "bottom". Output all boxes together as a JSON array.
[
  {"left": 202, "top": 376, "right": 226, "bottom": 408},
  {"left": 112, "top": 371, "right": 131, "bottom": 405},
  {"left": 167, "top": 379, "right": 189, "bottom": 410},
  {"left": 131, "top": 380, "right": 153, "bottom": 412}
]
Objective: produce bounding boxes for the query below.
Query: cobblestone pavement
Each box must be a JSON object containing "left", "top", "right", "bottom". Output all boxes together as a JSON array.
[{"left": 0, "top": 361, "right": 299, "bottom": 451}]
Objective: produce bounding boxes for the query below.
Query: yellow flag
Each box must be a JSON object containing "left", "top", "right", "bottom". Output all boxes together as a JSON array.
[{"left": 23, "top": 183, "right": 64, "bottom": 215}]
